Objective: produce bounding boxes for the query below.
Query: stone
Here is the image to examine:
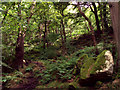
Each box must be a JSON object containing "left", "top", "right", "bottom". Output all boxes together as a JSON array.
[
  {"left": 95, "top": 50, "right": 114, "bottom": 74},
  {"left": 78, "top": 50, "right": 114, "bottom": 86}
]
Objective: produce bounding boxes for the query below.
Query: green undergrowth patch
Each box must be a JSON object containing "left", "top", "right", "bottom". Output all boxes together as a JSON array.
[
  {"left": 37, "top": 56, "right": 78, "bottom": 84},
  {"left": 35, "top": 80, "right": 69, "bottom": 89}
]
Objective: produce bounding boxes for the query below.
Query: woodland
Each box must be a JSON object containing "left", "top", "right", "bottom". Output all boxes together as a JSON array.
[{"left": 1, "top": 1, "right": 120, "bottom": 89}]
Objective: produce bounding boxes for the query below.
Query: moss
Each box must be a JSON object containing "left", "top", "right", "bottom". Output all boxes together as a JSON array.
[
  {"left": 80, "top": 57, "right": 96, "bottom": 79},
  {"left": 73, "top": 50, "right": 109, "bottom": 83},
  {"left": 69, "top": 82, "right": 80, "bottom": 88},
  {"left": 41, "top": 80, "right": 69, "bottom": 88},
  {"left": 73, "top": 54, "right": 89, "bottom": 79},
  {"left": 73, "top": 54, "right": 88, "bottom": 73},
  {"left": 90, "top": 50, "right": 108, "bottom": 74},
  {"left": 77, "top": 54, "right": 88, "bottom": 64}
]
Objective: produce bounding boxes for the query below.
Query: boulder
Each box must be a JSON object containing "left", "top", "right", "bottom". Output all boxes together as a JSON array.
[
  {"left": 78, "top": 50, "right": 114, "bottom": 86},
  {"left": 91, "top": 50, "right": 114, "bottom": 74}
]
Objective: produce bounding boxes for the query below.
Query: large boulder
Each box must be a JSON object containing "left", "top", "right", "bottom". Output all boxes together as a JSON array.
[
  {"left": 89, "top": 50, "right": 114, "bottom": 74},
  {"left": 77, "top": 50, "right": 114, "bottom": 86}
]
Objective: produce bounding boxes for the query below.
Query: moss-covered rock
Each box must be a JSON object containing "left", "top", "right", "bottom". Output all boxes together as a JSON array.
[
  {"left": 73, "top": 54, "right": 88, "bottom": 75},
  {"left": 90, "top": 50, "right": 114, "bottom": 74},
  {"left": 73, "top": 50, "right": 114, "bottom": 87},
  {"left": 80, "top": 57, "right": 96, "bottom": 79},
  {"left": 80, "top": 50, "right": 114, "bottom": 80},
  {"left": 90, "top": 50, "right": 108, "bottom": 74}
]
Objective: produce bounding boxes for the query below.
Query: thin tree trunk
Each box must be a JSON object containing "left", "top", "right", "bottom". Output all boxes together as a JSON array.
[
  {"left": 60, "top": 24, "right": 65, "bottom": 55},
  {"left": 55, "top": 27, "right": 58, "bottom": 34},
  {"left": 77, "top": 3, "right": 97, "bottom": 46},
  {"left": 43, "top": 20, "right": 47, "bottom": 49},
  {"left": 47, "top": 22, "right": 50, "bottom": 47},
  {"left": 61, "top": 19, "right": 66, "bottom": 43},
  {"left": 98, "top": 3, "right": 104, "bottom": 34},
  {"left": 103, "top": 3, "right": 109, "bottom": 30},
  {"left": 77, "top": 2, "right": 98, "bottom": 55},
  {"left": 61, "top": 19, "right": 67, "bottom": 55},
  {"left": 38, "top": 23, "right": 43, "bottom": 43},
  {"left": 91, "top": 2, "right": 101, "bottom": 34},
  {"left": 69, "top": 27, "right": 72, "bottom": 38},
  {"left": 85, "top": 22, "right": 90, "bottom": 32},
  {"left": 98, "top": 2, "right": 105, "bottom": 49}
]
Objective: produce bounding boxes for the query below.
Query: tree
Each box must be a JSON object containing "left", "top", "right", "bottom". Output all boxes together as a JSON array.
[
  {"left": 109, "top": 2, "right": 120, "bottom": 71},
  {"left": 103, "top": 3, "right": 109, "bottom": 30},
  {"left": 14, "top": 2, "right": 36, "bottom": 69},
  {"left": 77, "top": 3, "right": 96, "bottom": 45},
  {"left": 90, "top": 2, "right": 102, "bottom": 35},
  {"left": 53, "top": 2, "right": 69, "bottom": 55},
  {"left": 77, "top": 2, "right": 99, "bottom": 55}
]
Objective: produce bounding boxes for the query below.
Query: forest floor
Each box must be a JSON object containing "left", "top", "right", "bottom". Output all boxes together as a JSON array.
[
  {"left": 2, "top": 31, "right": 120, "bottom": 89},
  {"left": 15, "top": 61, "right": 45, "bottom": 89}
]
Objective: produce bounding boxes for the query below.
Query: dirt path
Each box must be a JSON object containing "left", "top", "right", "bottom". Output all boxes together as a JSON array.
[
  {"left": 17, "top": 72, "right": 38, "bottom": 89},
  {"left": 14, "top": 61, "right": 45, "bottom": 89}
]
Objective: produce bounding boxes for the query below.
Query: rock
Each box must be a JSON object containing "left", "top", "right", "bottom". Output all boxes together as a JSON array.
[
  {"left": 73, "top": 54, "right": 88, "bottom": 75},
  {"left": 80, "top": 57, "right": 96, "bottom": 79},
  {"left": 95, "top": 50, "right": 114, "bottom": 74},
  {"left": 78, "top": 50, "right": 114, "bottom": 86}
]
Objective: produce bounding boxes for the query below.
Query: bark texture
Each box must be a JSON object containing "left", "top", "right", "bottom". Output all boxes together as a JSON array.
[{"left": 109, "top": 2, "right": 120, "bottom": 71}]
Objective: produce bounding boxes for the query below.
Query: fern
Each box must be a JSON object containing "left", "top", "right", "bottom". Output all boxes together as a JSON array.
[{"left": 2, "top": 62, "right": 12, "bottom": 69}]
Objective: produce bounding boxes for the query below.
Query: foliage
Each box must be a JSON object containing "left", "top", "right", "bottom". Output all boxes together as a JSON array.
[
  {"left": 2, "top": 71, "right": 23, "bottom": 83},
  {"left": 1, "top": 1, "right": 118, "bottom": 89},
  {"left": 72, "top": 46, "right": 96, "bottom": 57},
  {"left": 2, "top": 62, "right": 12, "bottom": 69},
  {"left": 37, "top": 57, "right": 77, "bottom": 84}
]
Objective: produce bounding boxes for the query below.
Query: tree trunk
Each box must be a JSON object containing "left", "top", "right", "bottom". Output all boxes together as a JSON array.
[
  {"left": 14, "top": 31, "right": 24, "bottom": 69},
  {"left": 91, "top": 2, "right": 101, "bottom": 34},
  {"left": 103, "top": 3, "right": 109, "bottom": 30},
  {"left": 98, "top": 2, "right": 106, "bottom": 49},
  {"left": 60, "top": 25, "right": 65, "bottom": 55},
  {"left": 14, "top": 3, "right": 24, "bottom": 69},
  {"left": 61, "top": 19, "right": 67, "bottom": 55},
  {"left": 61, "top": 19, "right": 66, "bottom": 43},
  {"left": 14, "top": 2, "right": 36, "bottom": 69},
  {"left": 98, "top": 2, "right": 104, "bottom": 34},
  {"left": 43, "top": 20, "right": 47, "bottom": 49},
  {"left": 55, "top": 27, "right": 58, "bottom": 34},
  {"left": 69, "top": 27, "right": 72, "bottom": 38},
  {"left": 77, "top": 3, "right": 97, "bottom": 46},
  {"left": 38, "top": 23, "right": 43, "bottom": 43},
  {"left": 77, "top": 2, "right": 98, "bottom": 55},
  {"left": 109, "top": 2, "right": 120, "bottom": 71}
]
